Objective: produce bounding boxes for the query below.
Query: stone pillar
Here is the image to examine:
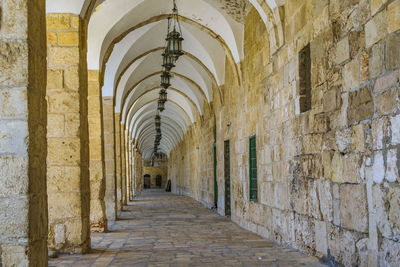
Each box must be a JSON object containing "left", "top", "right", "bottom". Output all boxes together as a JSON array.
[
  {"left": 133, "top": 148, "right": 143, "bottom": 196},
  {"left": 120, "top": 124, "right": 127, "bottom": 205},
  {"left": 88, "top": 70, "right": 106, "bottom": 232},
  {"left": 102, "top": 97, "right": 116, "bottom": 222},
  {"left": 0, "top": 0, "right": 48, "bottom": 265},
  {"left": 46, "top": 13, "right": 90, "bottom": 254},
  {"left": 114, "top": 113, "right": 122, "bottom": 211},
  {"left": 128, "top": 136, "right": 133, "bottom": 200}
]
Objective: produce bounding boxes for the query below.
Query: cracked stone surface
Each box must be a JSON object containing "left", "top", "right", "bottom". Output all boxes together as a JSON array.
[{"left": 49, "top": 190, "right": 324, "bottom": 266}]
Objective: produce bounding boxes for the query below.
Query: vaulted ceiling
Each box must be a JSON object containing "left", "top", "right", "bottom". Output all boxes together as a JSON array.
[{"left": 46, "top": 0, "right": 284, "bottom": 159}]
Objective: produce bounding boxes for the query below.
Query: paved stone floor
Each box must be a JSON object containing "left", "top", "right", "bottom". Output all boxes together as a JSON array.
[{"left": 49, "top": 190, "right": 325, "bottom": 266}]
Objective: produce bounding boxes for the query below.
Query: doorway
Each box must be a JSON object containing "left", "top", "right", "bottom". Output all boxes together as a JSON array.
[
  {"left": 224, "top": 140, "right": 231, "bottom": 216},
  {"left": 156, "top": 175, "right": 162, "bottom": 187},
  {"left": 144, "top": 174, "right": 151, "bottom": 189}
]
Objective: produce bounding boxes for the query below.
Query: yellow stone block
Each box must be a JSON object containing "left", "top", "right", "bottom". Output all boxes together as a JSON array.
[
  {"left": 88, "top": 81, "right": 100, "bottom": 96},
  {"left": 47, "top": 138, "right": 81, "bottom": 165},
  {"left": 47, "top": 32, "right": 57, "bottom": 45},
  {"left": 47, "top": 166, "right": 80, "bottom": 192},
  {"left": 64, "top": 65, "right": 79, "bottom": 90},
  {"left": 88, "top": 70, "right": 99, "bottom": 82},
  {"left": 388, "top": 0, "right": 400, "bottom": 33},
  {"left": 49, "top": 47, "right": 80, "bottom": 66},
  {"left": 65, "top": 113, "right": 81, "bottom": 137},
  {"left": 58, "top": 32, "right": 79, "bottom": 46},
  {"left": 47, "top": 114, "right": 65, "bottom": 137},
  {"left": 47, "top": 69, "right": 63, "bottom": 89},
  {"left": 48, "top": 91, "right": 80, "bottom": 113},
  {"left": 71, "top": 15, "right": 80, "bottom": 29},
  {"left": 370, "top": 0, "right": 387, "bottom": 15},
  {"left": 46, "top": 14, "right": 71, "bottom": 30}
]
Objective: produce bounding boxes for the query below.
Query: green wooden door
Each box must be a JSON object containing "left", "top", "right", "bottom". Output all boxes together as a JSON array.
[
  {"left": 249, "top": 135, "right": 257, "bottom": 202},
  {"left": 213, "top": 142, "right": 218, "bottom": 206},
  {"left": 224, "top": 140, "right": 231, "bottom": 216}
]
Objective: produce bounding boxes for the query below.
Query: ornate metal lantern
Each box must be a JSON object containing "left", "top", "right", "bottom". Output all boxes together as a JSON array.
[
  {"left": 166, "top": 29, "right": 184, "bottom": 62},
  {"left": 160, "top": 71, "right": 171, "bottom": 89},
  {"left": 158, "top": 99, "right": 165, "bottom": 112},
  {"left": 159, "top": 89, "right": 168, "bottom": 102},
  {"left": 165, "top": 0, "right": 184, "bottom": 62},
  {"left": 162, "top": 49, "right": 175, "bottom": 71}
]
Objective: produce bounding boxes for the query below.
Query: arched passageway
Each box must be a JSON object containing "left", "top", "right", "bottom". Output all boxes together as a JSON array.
[{"left": 0, "top": 0, "right": 400, "bottom": 266}]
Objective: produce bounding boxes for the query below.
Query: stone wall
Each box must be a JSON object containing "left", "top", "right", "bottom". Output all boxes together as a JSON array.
[
  {"left": 46, "top": 13, "right": 90, "bottom": 254},
  {"left": 102, "top": 97, "right": 117, "bottom": 222},
  {"left": 0, "top": 0, "right": 48, "bottom": 265},
  {"left": 142, "top": 166, "right": 168, "bottom": 189},
  {"left": 88, "top": 70, "right": 106, "bottom": 232},
  {"left": 168, "top": 1, "right": 400, "bottom": 265}
]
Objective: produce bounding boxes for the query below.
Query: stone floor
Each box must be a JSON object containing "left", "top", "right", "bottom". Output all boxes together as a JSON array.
[{"left": 49, "top": 190, "right": 325, "bottom": 266}]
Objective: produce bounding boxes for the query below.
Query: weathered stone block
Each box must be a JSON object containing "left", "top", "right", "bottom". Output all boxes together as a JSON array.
[
  {"left": 386, "top": 32, "right": 400, "bottom": 70},
  {"left": 0, "top": 156, "right": 28, "bottom": 198},
  {"left": 47, "top": 32, "right": 58, "bottom": 45},
  {"left": 0, "top": 120, "right": 28, "bottom": 154},
  {"left": 47, "top": 114, "right": 64, "bottom": 137},
  {"left": 343, "top": 57, "right": 359, "bottom": 91},
  {"left": 315, "top": 220, "right": 327, "bottom": 255},
  {"left": 374, "top": 70, "right": 399, "bottom": 92},
  {"left": 365, "top": 10, "right": 387, "bottom": 48},
  {"left": 369, "top": 42, "right": 384, "bottom": 78},
  {"left": 48, "top": 91, "right": 79, "bottom": 113},
  {"left": 47, "top": 69, "right": 63, "bottom": 90},
  {"left": 347, "top": 86, "right": 373, "bottom": 124},
  {"left": 388, "top": 186, "right": 400, "bottom": 231},
  {"left": 1, "top": 245, "right": 29, "bottom": 267},
  {"left": 391, "top": 114, "right": 400, "bottom": 145},
  {"left": 352, "top": 124, "right": 365, "bottom": 152},
  {"left": 47, "top": 138, "right": 81, "bottom": 165},
  {"left": 46, "top": 14, "right": 71, "bottom": 30},
  {"left": 58, "top": 32, "right": 79, "bottom": 46},
  {"left": 47, "top": 166, "right": 80, "bottom": 192},
  {"left": 49, "top": 47, "right": 80, "bottom": 66},
  {"left": 64, "top": 65, "right": 79, "bottom": 90},
  {"left": 65, "top": 113, "right": 81, "bottom": 137},
  {"left": 339, "top": 184, "right": 368, "bottom": 233},
  {"left": 0, "top": 197, "right": 29, "bottom": 240},
  {"left": 0, "top": 41, "right": 28, "bottom": 87},
  {"left": 388, "top": 0, "right": 400, "bottom": 33},
  {"left": 335, "top": 37, "right": 349, "bottom": 65},
  {"left": 376, "top": 88, "right": 397, "bottom": 115},
  {"left": 370, "top": 0, "right": 387, "bottom": 15},
  {"left": 1, "top": 88, "right": 28, "bottom": 117}
]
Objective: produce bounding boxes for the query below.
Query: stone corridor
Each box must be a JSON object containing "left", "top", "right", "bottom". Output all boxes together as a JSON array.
[{"left": 49, "top": 190, "right": 324, "bottom": 267}]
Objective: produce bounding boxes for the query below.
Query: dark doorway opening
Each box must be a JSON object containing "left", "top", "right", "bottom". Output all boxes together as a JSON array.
[
  {"left": 144, "top": 174, "right": 151, "bottom": 189},
  {"left": 156, "top": 175, "right": 162, "bottom": 187}
]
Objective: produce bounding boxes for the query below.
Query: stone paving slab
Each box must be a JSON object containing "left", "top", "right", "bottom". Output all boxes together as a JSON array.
[{"left": 49, "top": 190, "right": 325, "bottom": 267}]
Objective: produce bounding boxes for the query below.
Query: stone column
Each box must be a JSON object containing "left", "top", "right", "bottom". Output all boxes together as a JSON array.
[
  {"left": 102, "top": 97, "right": 116, "bottom": 222},
  {"left": 114, "top": 113, "right": 122, "bottom": 211},
  {"left": 128, "top": 136, "right": 133, "bottom": 200},
  {"left": 46, "top": 13, "right": 90, "bottom": 254},
  {"left": 0, "top": 0, "right": 48, "bottom": 265},
  {"left": 120, "top": 124, "right": 127, "bottom": 205},
  {"left": 88, "top": 70, "right": 106, "bottom": 232}
]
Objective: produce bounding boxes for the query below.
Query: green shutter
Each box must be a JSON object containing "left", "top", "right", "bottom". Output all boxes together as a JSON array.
[
  {"left": 213, "top": 142, "right": 218, "bottom": 205},
  {"left": 249, "top": 135, "right": 257, "bottom": 202}
]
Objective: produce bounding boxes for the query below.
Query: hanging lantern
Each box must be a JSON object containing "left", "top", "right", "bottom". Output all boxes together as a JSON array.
[
  {"left": 155, "top": 123, "right": 161, "bottom": 131},
  {"left": 162, "top": 49, "right": 175, "bottom": 71},
  {"left": 159, "top": 89, "right": 168, "bottom": 103},
  {"left": 160, "top": 71, "right": 171, "bottom": 89},
  {"left": 166, "top": 29, "right": 184, "bottom": 62},
  {"left": 158, "top": 99, "right": 165, "bottom": 112},
  {"left": 155, "top": 115, "right": 161, "bottom": 125}
]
